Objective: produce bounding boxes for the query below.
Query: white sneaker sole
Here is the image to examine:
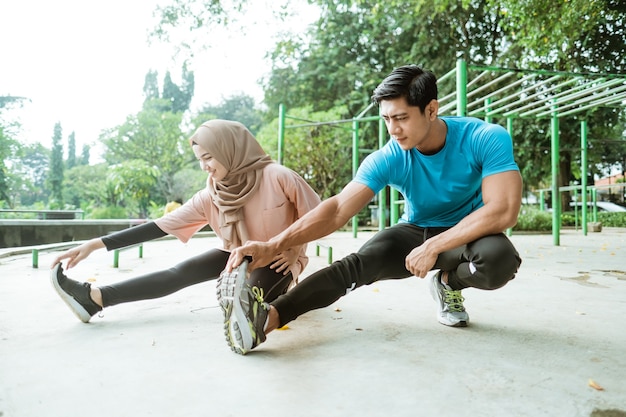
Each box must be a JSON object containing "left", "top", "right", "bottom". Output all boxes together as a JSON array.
[
  {"left": 428, "top": 272, "right": 468, "bottom": 327},
  {"left": 218, "top": 260, "right": 253, "bottom": 354},
  {"left": 50, "top": 264, "right": 92, "bottom": 323}
]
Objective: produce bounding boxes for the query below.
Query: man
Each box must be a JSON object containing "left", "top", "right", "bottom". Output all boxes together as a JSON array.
[{"left": 219, "top": 64, "right": 522, "bottom": 355}]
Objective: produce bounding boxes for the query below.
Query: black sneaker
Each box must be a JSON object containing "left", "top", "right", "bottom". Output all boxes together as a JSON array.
[
  {"left": 50, "top": 263, "right": 102, "bottom": 323},
  {"left": 217, "top": 259, "right": 269, "bottom": 355}
]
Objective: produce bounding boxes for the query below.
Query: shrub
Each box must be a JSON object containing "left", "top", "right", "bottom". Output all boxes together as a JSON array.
[
  {"left": 514, "top": 206, "right": 552, "bottom": 231},
  {"left": 89, "top": 206, "right": 128, "bottom": 219}
]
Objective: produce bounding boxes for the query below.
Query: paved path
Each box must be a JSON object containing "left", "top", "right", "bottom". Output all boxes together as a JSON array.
[{"left": 1, "top": 229, "right": 625, "bottom": 417}]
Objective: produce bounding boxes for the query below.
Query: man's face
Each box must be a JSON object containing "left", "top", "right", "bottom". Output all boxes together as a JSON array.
[{"left": 380, "top": 96, "right": 438, "bottom": 152}]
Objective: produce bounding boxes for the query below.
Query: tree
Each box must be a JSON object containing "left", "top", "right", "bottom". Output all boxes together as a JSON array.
[
  {"left": 161, "top": 64, "right": 195, "bottom": 113},
  {"left": 107, "top": 160, "right": 159, "bottom": 218},
  {"left": 256, "top": 105, "right": 355, "bottom": 199},
  {"left": 66, "top": 131, "right": 76, "bottom": 169},
  {"left": 15, "top": 143, "right": 50, "bottom": 206},
  {"left": 101, "top": 101, "right": 193, "bottom": 205},
  {"left": 80, "top": 144, "right": 91, "bottom": 166},
  {"left": 143, "top": 69, "right": 160, "bottom": 101},
  {"left": 151, "top": 0, "right": 626, "bottom": 197},
  {"left": 0, "top": 95, "right": 28, "bottom": 207},
  {"left": 48, "top": 122, "right": 64, "bottom": 208},
  {"left": 193, "top": 93, "right": 263, "bottom": 135}
]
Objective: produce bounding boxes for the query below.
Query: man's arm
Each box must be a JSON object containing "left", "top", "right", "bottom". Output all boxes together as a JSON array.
[
  {"left": 405, "top": 170, "right": 522, "bottom": 277},
  {"left": 228, "top": 182, "right": 375, "bottom": 271}
]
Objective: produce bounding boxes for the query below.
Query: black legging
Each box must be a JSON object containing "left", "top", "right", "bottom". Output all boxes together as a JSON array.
[
  {"left": 100, "top": 248, "right": 293, "bottom": 308},
  {"left": 272, "top": 223, "right": 522, "bottom": 327}
]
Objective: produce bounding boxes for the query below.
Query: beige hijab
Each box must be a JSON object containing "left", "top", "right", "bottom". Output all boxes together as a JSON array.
[{"left": 189, "top": 120, "right": 272, "bottom": 250}]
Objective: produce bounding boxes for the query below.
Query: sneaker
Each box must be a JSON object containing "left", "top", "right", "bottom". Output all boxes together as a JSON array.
[
  {"left": 216, "top": 259, "right": 269, "bottom": 355},
  {"left": 429, "top": 271, "right": 469, "bottom": 327},
  {"left": 50, "top": 263, "right": 102, "bottom": 323}
]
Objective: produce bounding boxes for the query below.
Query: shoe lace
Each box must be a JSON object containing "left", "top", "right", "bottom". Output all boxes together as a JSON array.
[
  {"left": 443, "top": 289, "right": 465, "bottom": 312},
  {"left": 251, "top": 286, "right": 265, "bottom": 303}
]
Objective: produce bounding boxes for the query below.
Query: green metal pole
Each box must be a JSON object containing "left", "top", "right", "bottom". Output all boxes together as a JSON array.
[
  {"left": 278, "top": 104, "right": 286, "bottom": 165},
  {"left": 539, "top": 190, "right": 545, "bottom": 211},
  {"left": 484, "top": 98, "right": 492, "bottom": 123},
  {"left": 456, "top": 59, "right": 467, "bottom": 116},
  {"left": 551, "top": 101, "right": 561, "bottom": 246},
  {"left": 592, "top": 188, "right": 598, "bottom": 222},
  {"left": 506, "top": 117, "right": 514, "bottom": 237},
  {"left": 378, "top": 115, "right": 387, "bottom": 230},
  {"left": 581, "top": 120, "right": 588, "bottom": 235},
  {"left": 352, "top": 119, "right": 360, "bottom": 238}
]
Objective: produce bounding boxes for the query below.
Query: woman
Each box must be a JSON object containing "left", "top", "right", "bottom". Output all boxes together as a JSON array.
[{"left": 50, "top": 119, "right": 321, "bottom": 323}]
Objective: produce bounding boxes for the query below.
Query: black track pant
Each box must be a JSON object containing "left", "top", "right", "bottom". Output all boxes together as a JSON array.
[
  {"left": 272, "top": 223, "right": 522, "bottom": 327},
  {"left": 100, "top": 249, "right": 292, "bottom": 308}
]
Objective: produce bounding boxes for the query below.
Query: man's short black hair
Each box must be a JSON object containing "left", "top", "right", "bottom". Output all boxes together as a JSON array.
[{"left": 371, "top": 65, "right": 438, "bottom": 113}]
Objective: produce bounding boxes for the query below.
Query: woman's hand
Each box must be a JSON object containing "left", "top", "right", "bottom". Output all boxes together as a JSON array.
[
  {"left": 50, "top": 238, "right": 105, "bottom": 269},
  {"left": 269, "top": 248, "right": 299, "bottom": 275}
]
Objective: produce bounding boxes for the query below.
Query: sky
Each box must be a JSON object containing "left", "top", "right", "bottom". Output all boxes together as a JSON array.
[{"left": 0, "top": 0, "right": 317, "bottom": 159}]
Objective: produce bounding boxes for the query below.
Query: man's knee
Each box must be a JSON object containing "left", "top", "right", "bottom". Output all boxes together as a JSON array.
[{"left": 471, "top": 235, "right": 522, "bottom": 289}]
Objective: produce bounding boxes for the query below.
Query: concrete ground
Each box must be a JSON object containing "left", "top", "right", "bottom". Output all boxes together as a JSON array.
[{"left": 1, "top": 228, "right": 625, "bottom": 417}]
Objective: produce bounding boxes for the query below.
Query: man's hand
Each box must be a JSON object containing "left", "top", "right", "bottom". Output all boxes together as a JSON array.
[
  {"left": 404, "top": 242, "right": 438, "bottom": 278},
  {"left": 270, "top": 248, "right": 299, "bottom": 275},
  {"left": 226, "top": 240, "right": 280, "bottom": 272}
]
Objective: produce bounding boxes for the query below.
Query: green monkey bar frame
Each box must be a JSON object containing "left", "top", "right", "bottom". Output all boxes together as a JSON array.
[{"left": 278, "top": 58, "right": 626, "bottom": 245}]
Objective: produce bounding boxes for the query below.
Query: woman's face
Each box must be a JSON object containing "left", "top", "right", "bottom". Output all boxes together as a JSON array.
[{"left": 193, "top": 144, "right": 228, "bottom": 182}]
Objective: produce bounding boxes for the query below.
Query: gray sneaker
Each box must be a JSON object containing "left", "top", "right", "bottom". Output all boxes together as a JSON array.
[
  {"left": 217, "top": 259, "right": 269, "bottom": 355},
  {"left": 429, "top": 271, "right": 469, "bottom": 327}
]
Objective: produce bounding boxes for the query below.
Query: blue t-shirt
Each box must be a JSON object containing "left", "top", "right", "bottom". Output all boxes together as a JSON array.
[{"left": 353, "top": 116, "right": 519, "bottom": 227}]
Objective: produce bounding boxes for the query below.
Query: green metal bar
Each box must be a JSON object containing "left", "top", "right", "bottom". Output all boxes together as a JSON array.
[
  {"left": 437, "top": 67, "right": 457, "bottom": 83},
  {"left": 352, "top": 119, "right": 360, "bottom": 238},
  {"left": 467, "top": 65, "right": 626, "bottom": 81},
  {"left": 32, "top": 249, "right": 39, "bottom": 268},
  {"left": 356, "top": 102, "right": 377, "bottom": 119},
  {"left": 551, "top": 101, "right": 561, "bottom": 245},
  {"left": 466, "top": 75, "right": 532, "bottom": 114},
  {"left": 506, "top": 117, "right": 514, "bottom": 237},
  {"left": 484, "top": 98, "right": 492, "bottom": 123},
  {"left": 592, "top": 188, "right": 598, "bottom": 222},
  {"left": 581, "top": 120, "right": 588, "bottom": 235},
  {"left": 113, "top": 250, "right": 120, "bottom": 268},
  {"left": 539, "top": 190, "right": 545, "bottom": 211},
  {"left": 557, "top": 91, "right": 626, "bottom": 118},
  {"left": 573, "top": 186, "right": 579, "bottom": 230},
  {"left": 390, "top": 189, "right": 400, "bottom": 225},
  {"left": 526, "top": 80, "right": 626, "bottom": 118},
  {"left": 278, "top": 104, "right": 285, "bottom": 165},
  {"left": 378, "top": 115, "right": 387, "bottom": 230},
  {"left": 139, "top": 244, "right": 143, "bottom": 258},
  {"left": 496, "top": 77, "right": 579, "bottom": 116},
  {"left": 456, "top": 59, "right": 467, "bottom": 116}
]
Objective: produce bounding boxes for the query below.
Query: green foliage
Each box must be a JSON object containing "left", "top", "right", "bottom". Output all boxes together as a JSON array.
[
  {"left": 193, "top": 93, "right": 263, "bottom": 135},
  {"left": 62, "top": 163, "right": 109, "bottom": 209},
  {"left": 106, "top": 160, "right": 159, "bottom": 218},
  {"left": 162, "top": 64, "right": 195, "bottom": 113},
  {"left": 257, "top": 105, "right": 360, "bottom": 199},
  {"left": 66, "top": 131, "right": 76, "bottom": 169},
  {"left": 598, "top": 212, "right": 626, "bottom": 228},
  {"left": 47, "top": 122, "right": 64, "bottom": 208},
  {"left": 514, "top": 206, "right": 553, "bottom": 231},
  {"left": 514, "top": 206, "right": 626, "bottom": 231},
  {"left": 89, "top": 205, "right": 128, "bottom": 219},
  {"left": 101, "top": 103, "right": 192, "bottom": 204}
]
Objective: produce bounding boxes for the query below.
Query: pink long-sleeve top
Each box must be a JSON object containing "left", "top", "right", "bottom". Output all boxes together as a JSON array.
[{"left": 154, "top": 163, "right": 321, "bottom": 279}]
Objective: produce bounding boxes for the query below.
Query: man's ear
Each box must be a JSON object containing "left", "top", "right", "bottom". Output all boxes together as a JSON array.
[{"left": 427, "top": 99, "right": 439, "bottom": 120}]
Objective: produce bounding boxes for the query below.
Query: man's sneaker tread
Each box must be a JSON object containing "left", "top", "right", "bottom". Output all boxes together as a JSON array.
[
  {"left": 217, "top": 261, "right": 269, "bottom": 355},
  {"left": 429, "top": 271, "right": 469, "bottom": 327}
]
